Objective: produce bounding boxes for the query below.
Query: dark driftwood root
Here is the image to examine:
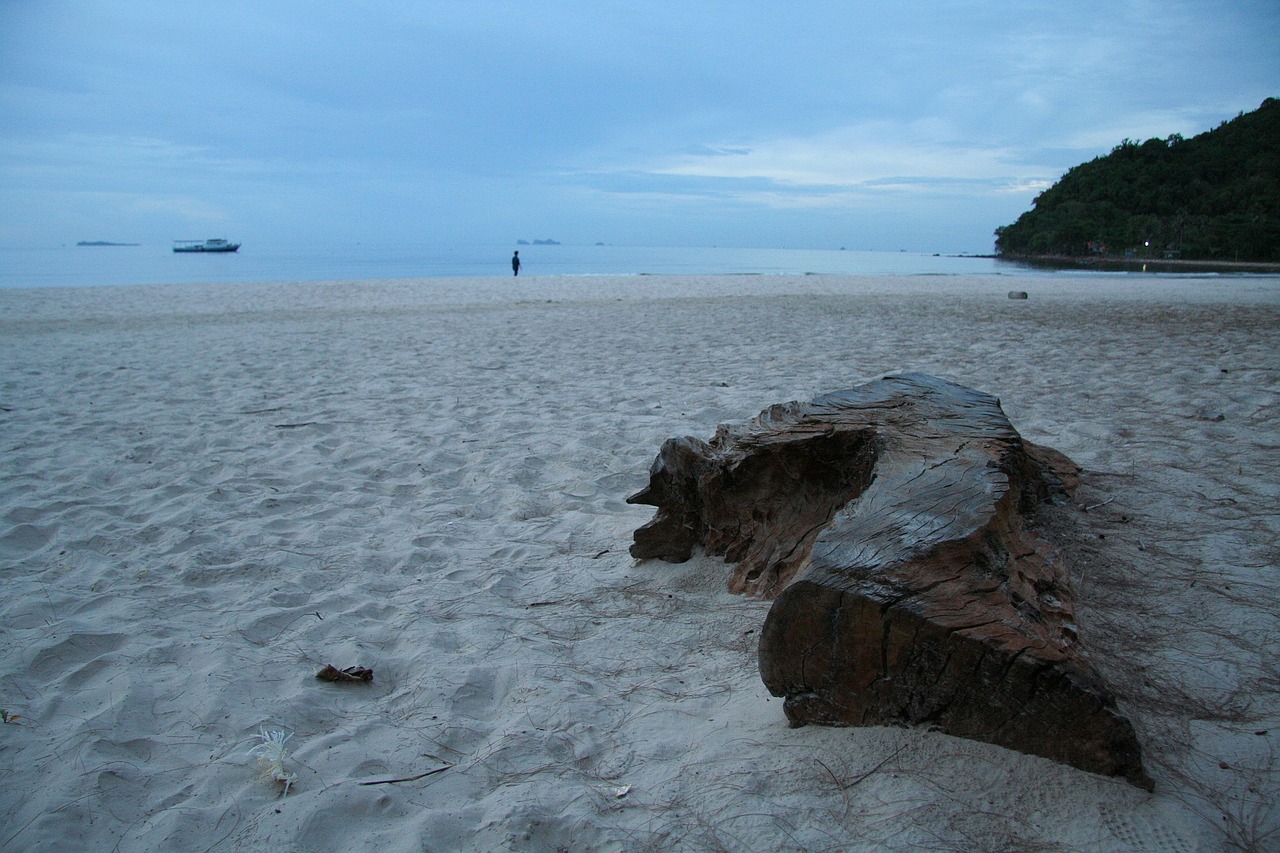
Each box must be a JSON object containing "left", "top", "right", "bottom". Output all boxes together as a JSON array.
[
  {"left": 628, "top": 373, "right": 1151, "bottom": 789},
  {"left": 316, "top": 664, "right": 374, "bottom": 683}
]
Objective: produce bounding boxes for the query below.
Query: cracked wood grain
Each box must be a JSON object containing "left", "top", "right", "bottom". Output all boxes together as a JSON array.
[{"left": 629, "top": 373, "right": 1151, "bottom": 789}]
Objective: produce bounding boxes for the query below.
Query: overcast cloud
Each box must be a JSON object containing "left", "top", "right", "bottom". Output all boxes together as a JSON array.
[{"left": 1, "top": 0, "right": 1276, "bottom": 252}]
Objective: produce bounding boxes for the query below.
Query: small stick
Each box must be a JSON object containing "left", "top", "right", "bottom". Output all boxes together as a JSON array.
[
  {"left": 358, "top": 763, "right": 453, "bottom": 785},
  {"left": 844, "top": 744, "right": 907, "bottom": 788},
  {"left": 815, "top": 757, "right": 843, "bottom": 789},
  {"left": 1084, "top": 497, "right": 1116, "bottom": 511},
  {"left": 816, "top": 744, "right": 905, "bottom": 790}
]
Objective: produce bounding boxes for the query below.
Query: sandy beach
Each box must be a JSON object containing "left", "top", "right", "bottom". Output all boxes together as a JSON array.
[{"left": 1, "top": 273, "right": 1277, "bottom": 852}]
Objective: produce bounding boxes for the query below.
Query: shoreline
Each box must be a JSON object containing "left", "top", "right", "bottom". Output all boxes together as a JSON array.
[
  {"left": 994, "top": 252, "right": 1280, "bottom": 274},
  {"left": 14, "top": 243, "right": 1280, "bottom": 290}
]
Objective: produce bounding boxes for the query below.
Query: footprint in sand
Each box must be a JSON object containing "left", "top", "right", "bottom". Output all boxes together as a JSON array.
[
  {"left": 1099, "top": 802, "right": 1200, "bottom": 852},
  {"left": 28, "top": 632, "right": 127, "bottom": 684}
]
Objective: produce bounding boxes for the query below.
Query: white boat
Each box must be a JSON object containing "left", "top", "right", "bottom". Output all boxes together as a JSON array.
[{"left": 173, "top": 238, "right": 240, "bottom": 253}]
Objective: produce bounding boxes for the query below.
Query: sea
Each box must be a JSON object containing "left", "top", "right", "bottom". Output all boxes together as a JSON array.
[{"left": 0, "top": 241, "right": 1230, "bottom": 289}]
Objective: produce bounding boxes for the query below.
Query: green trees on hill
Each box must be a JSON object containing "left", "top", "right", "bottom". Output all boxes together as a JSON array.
[{"left": 995, "top": 98, "right": 1280, "bottom": 261}]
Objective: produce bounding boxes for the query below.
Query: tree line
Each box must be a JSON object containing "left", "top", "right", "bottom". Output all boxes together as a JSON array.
[{"left": 995, "top": 98, "right": 1280, "bottom": 262}]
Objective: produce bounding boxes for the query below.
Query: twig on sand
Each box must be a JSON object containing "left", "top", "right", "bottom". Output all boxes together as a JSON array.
[
  {"left": 816, "top": 758, "right": 843, "bottom": 789},
  {"left": 1084, "top": 496, "right": 1116, "bottom": 511},
  {"left": 818, "top": 744, "right": 906, "bottom": 790},
  {"left": 358, "top": 762, "right": 454, "bottom": 786}
]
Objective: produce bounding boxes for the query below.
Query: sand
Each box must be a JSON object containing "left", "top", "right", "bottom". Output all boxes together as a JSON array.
[{"left": 0, "top": 273, "right": 1276, "bottom": 852}]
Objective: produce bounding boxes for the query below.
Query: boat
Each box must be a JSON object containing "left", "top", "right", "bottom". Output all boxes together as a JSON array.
[{"left": 173, "top": 238, "right": 240, "bottom": 253}]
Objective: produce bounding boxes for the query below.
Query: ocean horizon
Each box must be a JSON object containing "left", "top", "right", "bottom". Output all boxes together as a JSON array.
[{"left": 0, "top": 241, "right": 1253, "bottom": 289}]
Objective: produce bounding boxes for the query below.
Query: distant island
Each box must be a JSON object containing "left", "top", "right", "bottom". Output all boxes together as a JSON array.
[
  {"left": 77, "top": 241, "right": 140, "bottom": 246},
  {"left": 516, "top": 238, "right": 561, "bottom": 246},
  {"left": 995, "top": 98, "right": 1279, "bottom": 264}
]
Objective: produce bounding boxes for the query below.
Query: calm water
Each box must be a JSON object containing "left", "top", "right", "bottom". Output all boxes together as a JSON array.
[
  {"left": 0, "top": 243, "right": 1044, "bottom": 289},
  {"left": 7, "top": 242, "right": 1261, "bottom": 289}
]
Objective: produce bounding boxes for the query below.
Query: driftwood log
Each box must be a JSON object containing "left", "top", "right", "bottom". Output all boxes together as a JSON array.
[{"left": 628, "top": 373, "right": 1151, "bottom": 788}]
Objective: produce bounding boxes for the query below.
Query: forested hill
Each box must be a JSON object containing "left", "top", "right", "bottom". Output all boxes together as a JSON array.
[{"left": 995, "top": 99, "right": 1280, "bottom": 262}]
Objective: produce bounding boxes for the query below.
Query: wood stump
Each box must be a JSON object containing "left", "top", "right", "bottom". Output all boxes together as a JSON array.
[{"left": 628, "top": 373, "right": 1151, "bottom": 788}]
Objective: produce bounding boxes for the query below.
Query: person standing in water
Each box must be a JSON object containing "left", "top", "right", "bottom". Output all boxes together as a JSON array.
[{"left": 511, "top": 251, "right": 521, "bottom": 276}]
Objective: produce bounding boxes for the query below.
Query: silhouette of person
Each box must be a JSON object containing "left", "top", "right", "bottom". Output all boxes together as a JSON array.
[{"left": 512, "top": 251, "right": 521, "bottom": 276}]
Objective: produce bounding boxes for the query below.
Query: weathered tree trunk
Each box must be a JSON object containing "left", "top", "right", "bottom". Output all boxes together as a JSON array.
[{"left": 628, "top": 373, "right": 1151, "bottom": 789}]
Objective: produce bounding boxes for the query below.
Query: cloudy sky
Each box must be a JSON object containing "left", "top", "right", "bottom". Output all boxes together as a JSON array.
[{"left": 1, "top": 1, "right": 1276, "bottom": 253}]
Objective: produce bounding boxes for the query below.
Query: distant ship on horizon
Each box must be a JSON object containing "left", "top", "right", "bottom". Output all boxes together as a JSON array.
[{"left": 173, "top": 238, "right": 240, "bottom": 253}]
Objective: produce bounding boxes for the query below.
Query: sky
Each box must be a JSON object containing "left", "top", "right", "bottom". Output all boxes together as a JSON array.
[{"left": 1, "top": 1, "right": 1277, "bottom": 254}]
